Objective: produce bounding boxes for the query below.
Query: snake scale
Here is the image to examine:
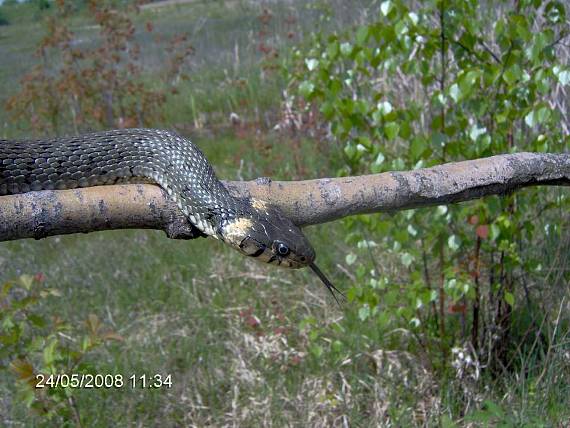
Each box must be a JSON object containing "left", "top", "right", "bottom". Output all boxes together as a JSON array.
[{"left": 0, "top": 128, "right": 343, "bottom": 303}]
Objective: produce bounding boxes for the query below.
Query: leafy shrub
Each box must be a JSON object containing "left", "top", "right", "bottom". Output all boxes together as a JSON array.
[
  {"left": 0, "top": 274, "right": 123, "bottom": 424},
  {"left": 6, "top": 0, "right": 194, "bottom": 136},
  {"left": 291, "top": 0, "right": 569, "bottom": 382}
]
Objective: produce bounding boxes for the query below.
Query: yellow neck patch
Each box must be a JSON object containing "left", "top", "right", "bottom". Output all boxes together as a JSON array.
[{"left": 222, "top": 217, "right": 254, "bottom": 246}]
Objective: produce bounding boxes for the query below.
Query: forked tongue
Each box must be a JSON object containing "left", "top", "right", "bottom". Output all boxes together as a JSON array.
[{"left": 309, "top": 263, "right": 346, "bottom": 307}]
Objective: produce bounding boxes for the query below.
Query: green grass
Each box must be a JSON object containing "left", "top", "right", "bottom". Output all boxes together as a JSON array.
[
  {"left": 0, "top": 224, "right": 439, "bottom": 426},
  {"left": 0, "top": 187, "right": 355, "bottom": 426}
]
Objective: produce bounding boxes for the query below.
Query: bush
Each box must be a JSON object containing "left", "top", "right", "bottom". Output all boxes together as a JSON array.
[
  {"left": 1, "top": 274, "right": 123, "bottom": 424},
  {"left": 6, "top": 0, "right": 194, "bottom": 136},
  {"left": 0, "top": 10, "right": 9, "bottom": 26},
  {"left": 291, "top": 0, "right": 569, "bottom": 392}
]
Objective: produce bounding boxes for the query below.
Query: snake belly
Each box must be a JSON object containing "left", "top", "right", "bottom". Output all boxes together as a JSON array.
[{"left": 0, "top": 128, "right": 238, "bottom": 236}]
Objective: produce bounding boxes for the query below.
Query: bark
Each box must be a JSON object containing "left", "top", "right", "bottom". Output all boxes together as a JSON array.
[{"left": 0, "top": 152, "right": 568, "bottom": 242}]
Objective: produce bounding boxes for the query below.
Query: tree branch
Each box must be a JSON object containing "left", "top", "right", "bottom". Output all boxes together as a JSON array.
[{"left": 0, "top": 152, "right": 568, "bottom": 242}]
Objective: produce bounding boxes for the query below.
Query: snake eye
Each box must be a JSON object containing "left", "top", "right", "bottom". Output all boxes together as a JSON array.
[{"left": 275, "top": 242, "right": 290, "bottom": 256}]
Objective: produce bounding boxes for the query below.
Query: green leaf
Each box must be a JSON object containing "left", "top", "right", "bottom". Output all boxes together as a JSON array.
[
  {"left": 299, "top": 316, "right": 317, "bottom": 330},
  {"left": 392, "top": 157, "right": 405, "bottom": 170},
  {"left": 527, "top": 32, "right": 549, "bottom": 62},
  {"left": 305, "top": 58, "right": 319, "bottom": 71},
  {"left": 449, "top": 83, "right": 461, "bottom": 102},
  {"left": 431, "top": 131, "right": 446, "bottom": 147},
  {"left": 409, "top": 317, "right": 421, "bottom": 327},
  {"left": 469, "top": 124, "right": 487, "bottom": 141},
  {"left": 356, "top": 26, "right": 369, "bottom": 45},
  {"left": 357, "top": 136, "right": 372, "bottom": 151},
  {"left": 327, "top": 41, "right": 340, "bottom": 59},
  {"left": 408, "top": 12, "right": 419, "bottom": 26},
  {"left": 503, "top": 65, "right": 522, "bottom": 85},
  {"left": 340, "top": 42, "right": 353, "bottom": 57},
  {"left": 377, "top": 101, "right": 393, "bottom": 115},
  {"left": 328, "top": 78, "right": 342, "bottom": 95},
  {"left": 345, "top": 253, "right": 357, "bottom": 265},
  {"left": 81, "top": 335, "right": 92, "bottom": 352},
  {"left": 299, "top": 81, "right": 315, "bottom": 98},
  {"left": 374, "top": 152, "right": 385, "bottom": 165},
  {"left": 320, "top": 101, "right": 334, "bottom": 119},
  {"left": 19, "top": 275, "right": 34, "bottom": 291},
  {"left": 553, "top": 66, "right": 570, "bottom": 85},
  {"left": 381, "top": 0, "right": 392, "bottom": 16},
  {"left": 458, "top": 70, "right": 481, "bottom": 97},
  {"left": 448, "top": 235, "right": 461, "bottom": 251},
  {"left": 512, "top": 14, "right": 532, "bottom": 42},
  {"left": 43, "top": 339, "right": 58, "bottom": 367},
  {"left": 19, "top": 385, "right": 36, "bottom": 408},
  {"left": 344, "top": 142, "right": 357, "bottom": 159},
  {"left": 544, "top": 1, "right": 566, "bottom": 24},
  {"left": 384, "top": 122, "right": 400, "bottom": 140},
  {"left": 394, "top": 20, "right": 409, "bottom": 37},
  {"left": 490, "top": 224, "right": 501, "bottom": 241},
  {"left": 310, "top": 344, "right": 323, "bottom": 358},
  {"left": 524, "top": 107, "right": 550, "bottom": 127},
  {"left": 401, "top": 252, "right": 414, "bottom": 267},
  {"left": 446, "top": 278, "right": 457, "bottom": 291},
  {"left": 27, "top": 314, "right": 46, "bottom": 328},
  {"left": 358, "top": 305, "right": 371, "bottom": 321},
  {"left": 504, "top": 291, "right": 515, "bottom": 307}
]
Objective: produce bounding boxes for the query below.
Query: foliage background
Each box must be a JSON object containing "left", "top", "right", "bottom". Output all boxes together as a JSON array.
[{"left": 0, "top": 0, "right": 569, "bottom": 426}]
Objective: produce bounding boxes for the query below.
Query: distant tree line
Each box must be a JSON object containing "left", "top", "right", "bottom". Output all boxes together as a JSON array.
[{"left": 0, "top": 10, "right": 9, "bottom": 26}]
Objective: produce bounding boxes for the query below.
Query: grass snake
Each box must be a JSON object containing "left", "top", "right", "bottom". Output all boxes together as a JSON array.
[{"left": 0, "top": 128, "right": 343, "bottom": 304}]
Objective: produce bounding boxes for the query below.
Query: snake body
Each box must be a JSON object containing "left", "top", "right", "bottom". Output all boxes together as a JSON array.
[
  {"left": 0, "top": 129, "right": 233, "bottom": 236},
  {"left": 0, "top": 128, "right": 343, "bottom": 302}
]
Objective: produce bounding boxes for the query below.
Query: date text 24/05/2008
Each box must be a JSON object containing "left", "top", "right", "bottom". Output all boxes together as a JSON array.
[{"left": 35, "top": 373, "right": 173, "bottom": 389}]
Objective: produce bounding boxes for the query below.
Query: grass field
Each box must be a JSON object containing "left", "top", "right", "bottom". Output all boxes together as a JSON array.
[{"left": 1, "top": 0, "right": 569, "bottom": 426}]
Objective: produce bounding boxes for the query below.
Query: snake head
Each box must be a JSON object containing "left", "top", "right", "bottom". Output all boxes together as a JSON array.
[
  {"left": 218, "top": 198, "right": 345, "bottom": 306},
  {"left": 220, "top": 199, "right": 315, "bottom": 268}
]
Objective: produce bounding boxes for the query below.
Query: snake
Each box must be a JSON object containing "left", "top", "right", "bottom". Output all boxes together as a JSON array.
[{"left": 0, "top": 128, "right": 343, "bottom": 304}]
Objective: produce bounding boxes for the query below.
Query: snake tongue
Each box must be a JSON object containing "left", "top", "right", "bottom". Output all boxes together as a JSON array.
[{"left": 309, "top": 263, "right": 345, "bottom": 307}]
